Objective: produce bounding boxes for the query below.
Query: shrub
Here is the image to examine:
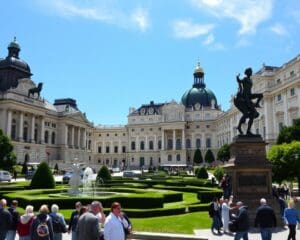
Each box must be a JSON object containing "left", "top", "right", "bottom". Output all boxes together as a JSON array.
[
  {"left": 30, "top": 162, "right": 55, "bottom": 189},
  {"left": 193, "top": 149, "right": 203, "bottom": 165},
  {"left": 197, "top": 190, "right": 223, "bottom": 203},
  {"left": 197, "top": 167, "right": 208, "bottom": 179},
  {"left": 205, "top": 149, "right": 215, "bottom": 164},
  {"left": 96, "top": 165, "right": 111, "bottom": 183},
  {"left": 213, "top": 166, "right": 225, "bottom": 182}
]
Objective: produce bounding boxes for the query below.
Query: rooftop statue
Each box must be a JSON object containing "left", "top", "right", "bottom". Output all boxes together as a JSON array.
[
  {"left": 28, "top": 82, "right": 43, "bottom": 98},
  {"left": 234, "top": 68, "right": 263, "bottom": 136}
]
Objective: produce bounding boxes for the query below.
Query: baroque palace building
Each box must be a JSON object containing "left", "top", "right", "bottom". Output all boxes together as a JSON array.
[{"left": 1, "top": 38, "right": 300, "bottom": 170}]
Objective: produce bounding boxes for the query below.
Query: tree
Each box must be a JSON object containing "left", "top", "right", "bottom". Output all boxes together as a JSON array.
[
  {"left": 205, "top": 149, "right": 215, "bottom": 164},
  {"left": 213, "top": 166, "right": 225, "bottom": 182},
  {"left": 217, "top": 144, "right": 230, "bottom": 162},
  {"left": 30, "top": 162, "right": 55, "bottom": 189},
  {"left": 267, "top": 141, "right": 300, "bottom": 193},
  {"left": 277, "top": 118, "right": 300, "bottom": 144},
  {"left": 196, "top": 166, "right": 208, "bottom": 179},
  {"left": 96, "top": 165, "right": 111, "bottom": 183},
  {"left": 193, "top": 149, "right": 203, "bottom": 165},
  {"left": 0, "top": 129, "right": 16, "bottom": 171}
]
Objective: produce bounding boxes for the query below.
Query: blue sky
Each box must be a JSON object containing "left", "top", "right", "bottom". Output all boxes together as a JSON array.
[{"left": 1, "top": 0, "right": 299, "bottom": 125}]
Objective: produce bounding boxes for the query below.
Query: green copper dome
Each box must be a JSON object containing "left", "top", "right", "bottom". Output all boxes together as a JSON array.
[{"left": 181, "top": 63, "right": 218, "bottom": 109}]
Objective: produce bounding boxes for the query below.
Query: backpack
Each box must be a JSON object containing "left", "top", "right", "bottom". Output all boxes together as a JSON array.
[
  {"left": 36, "top": 219, "right": 49, "bottom": 237},
  {"left": 208, "top": 202, "right": 214, "bottom": 217},
  {"left": 51, "top": 215, "right": 66, "bottom": 233}
]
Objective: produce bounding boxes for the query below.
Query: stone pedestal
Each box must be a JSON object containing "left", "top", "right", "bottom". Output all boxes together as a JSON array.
[{"left": 224, "top": 135, "right": 282, "bottom": 226}]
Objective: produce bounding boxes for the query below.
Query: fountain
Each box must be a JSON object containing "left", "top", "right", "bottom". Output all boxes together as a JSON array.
[
  {"left": 68, "top": 163, "right": 82, "bottom": 196},
  {"left": 82, "top": 167, "right": 95, "bottom": 196}
]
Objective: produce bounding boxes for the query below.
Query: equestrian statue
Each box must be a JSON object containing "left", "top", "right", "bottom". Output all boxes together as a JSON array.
[
  {"left": 233, "top": 68, "right": 263, "bottom": 136},
  {"left": 28, "top": 82, "right": 43, "bottom": 98}
]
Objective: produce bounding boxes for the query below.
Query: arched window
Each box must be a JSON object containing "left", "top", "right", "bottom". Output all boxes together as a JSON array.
[
  {"left": 176, "top": 139, "right": 181, "bottom": 150},
  {"left": 167, "top": 139, "right": 172, "bottom": 149},
  {"left": 88, "top": 140, "right": 91, "bottom": 150},
  {"left": 168, "top": 155, "right": 172, "bottom": 161},
  {"left": 196, "top": 138, "right": 201, "bottom": 148},
  {"left": 131, "top": 141, "right": 136, "bottom": 150},
  {"left": 186, "top": 139, "right": 191, "bottom": 149},
  {"left": 149, "top": 140, "right": 154, "bottom": 150},
  {"left": 11, "top": 119, "right": 16, "bottom": 140},
  {"left": 51, "top": 132, "right": 56, "bottom": 144},
  {"left": 206, "top": 138, "right": 211, "bottom": 148},
  {"left": 140, "top": 141, "right": 145, "bottom": 150},
  {"left": 44, "top": 130, "right": 49, "bottom": 143},
  {"left": 176, "top": 154, "right": 181, "bottom": 161},
  {"left": 23, "top": 121, "right": 28, "bottom": 142}
]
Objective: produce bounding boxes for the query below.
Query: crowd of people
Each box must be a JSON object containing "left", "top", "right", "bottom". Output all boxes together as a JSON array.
[
  {"left": 0, "top": 199, "right": 132, "bottom": 240},
  {"left": 209, "top": 195, "right": 300, "bottom": 240}
]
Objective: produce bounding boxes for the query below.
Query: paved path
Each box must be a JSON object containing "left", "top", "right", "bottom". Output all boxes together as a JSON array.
[
  {"left": 59, "top": 227, "right": 300, "bottom": 240},
  {"left": 194, "top": 227, "right": 300, "bottom": 240}
]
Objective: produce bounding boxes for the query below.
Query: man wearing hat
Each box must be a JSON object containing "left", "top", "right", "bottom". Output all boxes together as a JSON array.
[{"left": 232, "top": 201, "right": 249, "bottom": 240}]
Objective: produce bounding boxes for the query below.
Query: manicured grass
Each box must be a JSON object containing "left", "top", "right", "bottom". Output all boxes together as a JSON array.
[{"left": 131, "top": 211, "right": 211, "bottom": 234}]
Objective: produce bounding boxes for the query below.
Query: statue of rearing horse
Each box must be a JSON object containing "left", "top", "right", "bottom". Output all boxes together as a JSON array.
[{"left": 28, "top": 82, "right": 43, "bottom": 98}]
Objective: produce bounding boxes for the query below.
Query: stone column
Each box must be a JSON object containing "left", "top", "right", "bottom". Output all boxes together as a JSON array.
[
  {"left": 191, "top": 133, "right": 195, "bottom": 149},
  {"left": 182, "top": 129, "right": 185, "bottom": 149},
  {"left": 18, "top": 111, "right": 24, "bottom": 141},
  {"left": 118, "top": 139, "right": 122, "bottom": 154},
  {"left": 64, "top": 124, "right": 68, "bottom": 146},
  {"left": 145, "top": 135, "right": 148, "bottom": 151},
  {"left": 30, "top": 115, "right": 35, "bottom": 143},
  {"left": 110, "top": 141, "right": 113, "bottom": 153},
  {"left": 83, "top": 129, "right": 87, "bottom": 149},
  {"left": 102, "top": 141, "right": 105, "bottom": 154},
  {"left": 154, "top": 135, "right": 157, "bottom": 151},
  {"left": 136, "top": 136, "right": 139, "bottom": 151},
  {"left": 6, "top": 110, "right": 12, "bottom": 138},
  {"left": 173, "top": 130, "right": 176, "bottom": 150},
  {"left": 77, "top": 127, "right": 81, "bottom": 148},
  {"left": 161, "top": 130, "right": 164, "bottom": 150},
  {"left": 40, "top": 117, "right": 45, "bottom": 144},
  {"left": 71, "top": 126, "right": 74, "bottom": 148}
]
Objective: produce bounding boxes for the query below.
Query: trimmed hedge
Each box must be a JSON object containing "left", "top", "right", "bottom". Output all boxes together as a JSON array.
[{"left": 197, "top": 190, "right": 223, "bottom": 203}]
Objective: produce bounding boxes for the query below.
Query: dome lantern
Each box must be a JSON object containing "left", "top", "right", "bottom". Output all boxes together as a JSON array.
[
  {"left": 193, "top": 62, "right": 205, "bottom": 88},
  {"left": 7, "top": 37, "right": 21, "bottom": 58}
]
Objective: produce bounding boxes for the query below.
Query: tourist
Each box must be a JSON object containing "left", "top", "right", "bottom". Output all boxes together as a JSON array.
[
  {"left": 231, "top": 201, "right": 249, "bottom": 240},
  {"left": 221, "top": 198, "right": 234, "bottom": 234},
  {"left": 49, "top": 204, "right": 67, "bottom": 240},
  {"left": 77, "top": 201, "right": 103, "bottom": 240},
  {"left": 284, "top": 200, "right": 300, "bottom": 240},
  {"left": 0, "top": 199, "right": 12, "bottom": 240},
  {"left": 254, "top": 198, "right": 277, "bottom": 240},
  {"left": 104, "top": 202, "right": 127, "bottom": 240},
  {"left": 68, "top": 202, "right": 81, "bottom": 240},
  {"left": 30, "top": 204, "right": 54, "bottom": 240},
  {"left": 6, "top": 200, "right": 20, "bottom": 240},
  {"left": 208, "top": 197, "right": 222, "bottom": 235},
  {"left": 17, "top": 205, "right": 35, "bottom": 240},
  {"left": 278, "top": 195, "right": 287, "bottom": 219},
  {"left": 120, "top": 211, "right": 132, "bottom": 239}
]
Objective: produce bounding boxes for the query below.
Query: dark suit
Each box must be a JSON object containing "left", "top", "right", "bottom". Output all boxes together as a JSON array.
[
  {"left": 77, "top": 212, "right": 101, "bottom": 240},
  {"left": 0, "top": 208, "right": 12, "bottom": 240}
]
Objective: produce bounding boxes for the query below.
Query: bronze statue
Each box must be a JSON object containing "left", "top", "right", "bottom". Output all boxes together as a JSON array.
[
  {"left": 234, "top": 68, "right": 263, "bottom": 135},
  {"left": 28, "top": 82, "right": 43, "bottom": 98}
]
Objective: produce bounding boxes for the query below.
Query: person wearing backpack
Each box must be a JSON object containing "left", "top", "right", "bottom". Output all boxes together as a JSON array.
[
  {"left": 49, "top": 204, "right": 67, "bottom": 240},
  {"left": 30, "top": 205, "right": 54, "bottom": 240},
  {"left": 17, "top": 205, "right": 35, "bottom": 240}
]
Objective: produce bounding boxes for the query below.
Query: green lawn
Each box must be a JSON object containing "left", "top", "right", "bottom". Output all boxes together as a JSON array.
[{"left": 131, "top": 211, "right": 211, "bottom": 234}]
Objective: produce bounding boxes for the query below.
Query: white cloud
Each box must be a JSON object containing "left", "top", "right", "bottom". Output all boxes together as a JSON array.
[
  {"left": 270, "top": 23, "right": 287, "bottom": 36},
  {"left": 173, "top": 20, "right": 214, "bottom": 39},
  {"left": 191, "top": 0, "right": 274, "bottom": 35},
  {"left": 35, "top": 0, "right": 150, "bottom": 32},
  {"left": 131, "top": 8, "right": 149, "bottom": 32},
  {"left": 203, "top": 33, "right": 214, "bottom": 45}
]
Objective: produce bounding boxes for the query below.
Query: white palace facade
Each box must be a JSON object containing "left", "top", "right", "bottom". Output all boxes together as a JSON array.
[{"left": 1, "top": 39, "right": 300, "bottom": 170}]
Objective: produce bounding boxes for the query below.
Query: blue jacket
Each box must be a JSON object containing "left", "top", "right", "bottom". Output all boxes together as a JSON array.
[{"left": 284, "top": 208, "right": 300, "bottom": 225}]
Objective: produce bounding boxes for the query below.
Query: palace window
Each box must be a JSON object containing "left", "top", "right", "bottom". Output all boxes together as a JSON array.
[
  {"left": 23, "top": 121, "right": 28, "bottom": 142},
  {"left": 114, "top": 146, "right": 118, "bottom": 153},
  {"left": 168, "top": 155, "right": 172, "bottom": 161},
  {"left": 11, "top": 119, "right": 16, "bottom": 140},
  {"left": 106, "top": 146, "right": 110, "bottom": 153},
  {"left": 44, "top": 130, "right": 49, "bottom": 144},
  {"left": 158, "top": 140, "right": 162, "bottom": 149},
  {"left": 149, "top": 141, "right": 154, "bottom": 150},
  {"left": 51, "top": 132, "right": 55, "bottom": 144},
  {"left": 206, "top": 138, "right": 211, "bottom": 148},
  {"left": 196, "top": 138, "right": 201, "bottom": 148},
  {"left": 176, "top": 139, "right": 181, "bottom": 150},
  {"left": 186, "top": 139, "right": 191, "bottom": 148},
  {"left": 131, "top": 141, "right": 136, "bottom": 150},
  {"left": 290, "top": 88, "right": 295, "bottom": 96},
  {"left": 167, "top": 139, "right": 173, "bottom": 149},
  {"left": 140, "top": 141, "right": 145, "bottom": 150},
  {"left": 98, "top": 146, "right": 102, "bottom": 153},
  {"left": 176, "top": 154, "right": 181, "bottom": 161}
]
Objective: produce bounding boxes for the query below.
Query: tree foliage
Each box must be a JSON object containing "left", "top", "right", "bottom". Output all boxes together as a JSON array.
[
  {"left": 205, "top": 149, "right": 215, "bottom": 163},
  {"left": 0, "top": 129, "right": 16, "bottom": 171},
  {"left": 213, "top": 166, "right": 225, "bottom": 182},
  {"left": 193, "top": 149, "right": 203, "bottom": 165},
  {"left": 267, "top": 141, "right": 300, "bottom": 192},
  {"left": 277, "top": 118, "right": 300, "bottom": 144},
  {"left": 217, "top": 144, "right": 230, "bottom": 162},
  {"left": 196, "top": 166, "right": 208, "bottom": 179},
  {"left": 96, "top": 165, "right": 111, "bottom": 183},
  {"left": 30, "top": 162, "right": 55, "bottom": 189}
]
